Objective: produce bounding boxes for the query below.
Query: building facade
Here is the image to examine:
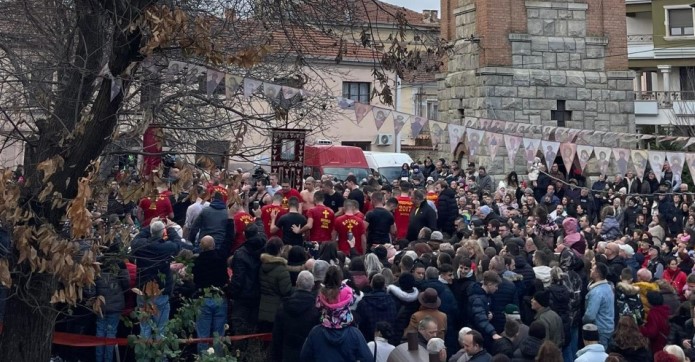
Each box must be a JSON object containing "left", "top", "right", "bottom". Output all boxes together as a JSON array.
[
  {"left": 439, "top": 0, "right": 636, "bottom": 173},
  {"left": 627, "top": 0, "right": 695, "bottom": 131}
]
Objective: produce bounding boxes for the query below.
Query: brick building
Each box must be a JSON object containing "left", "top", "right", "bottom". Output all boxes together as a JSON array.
[{"left": 438, "top": 0, "right": 636, "bottom": 174}]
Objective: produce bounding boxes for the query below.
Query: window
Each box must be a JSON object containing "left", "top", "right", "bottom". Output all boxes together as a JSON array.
[
  {"left": 668, "top": 9, "right": 694, "bottom": 36},
  {"left": 342, "top": 82, "right": 370, "bottom": 103},
  {"left": 680, "top": 67, "right": 695, "bottom": 100},
  {"left": 426, "top": 101, "right": 439, "bottom": 121}
]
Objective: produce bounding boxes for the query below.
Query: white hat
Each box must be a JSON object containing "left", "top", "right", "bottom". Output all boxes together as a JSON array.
[{"left": 426, "top": 176, "right": 434, "bottom": 182}]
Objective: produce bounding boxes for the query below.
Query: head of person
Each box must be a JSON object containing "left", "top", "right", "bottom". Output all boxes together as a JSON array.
[
  {"left": 150, "top": 220, "right": 166, "bottom": 239},
  {"left": 413, "top": 190, "right": 425, "bottom": 204},
  {"left": 287, "top": 196, "right": 300, "bottom": 211},
  {"left": 371, "top": 191, "right": 385, "bottom": 206},
  {"left": 417, "top": 317, "right": 438, "bottom": 342},
  {"left": 478, "top": 167, "right": 487, "bottom": 177},
  {"left": 296, "top": 270, "right": 315, "bottom": 292},
  {"left": 313, "top": 190, "right": 325, "bottom": 204},
  {"left": 370, "top": 273, "right": 386, "bottom": 291},
  {"left": 345, "top": 175, "right": 358, "bottom": 189},
  {"left": 531, "top": 290, "right": 550, "bottom": 311},
  {"left": 591, "top": 262, "right": 609, "bottom": 283},
  {"left": 199, "top": 235, "right": 215, "bottom": 251},
  {"left": 412, "top": 261, "right": 426, "bottom": 281},
  {"left": 265, "top": 236, "right": 283, "bottom": 256},
  {"left": 426, "top": 338, "right": 446, "bottom": 362},
  {"left": 321, "top": 180, "right": 334, "bottom": 193},
  {"left": 481, "top": 270, "right": 501, "bottom": 294},
  {"left": 582, "top": 324, "right": 599, "bottom": 345},
  {"left": 463, "top": 330, "right": 484, "bottom": 356}
]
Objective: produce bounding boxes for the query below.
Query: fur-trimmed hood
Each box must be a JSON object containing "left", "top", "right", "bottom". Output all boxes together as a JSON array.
[{"left": 616, "top": 281, "right": 639, "bottom": 296}]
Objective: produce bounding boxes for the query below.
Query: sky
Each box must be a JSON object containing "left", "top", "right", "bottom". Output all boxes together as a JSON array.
[{"left": 379, "top": 0, "right": 440, "bottom": 12}]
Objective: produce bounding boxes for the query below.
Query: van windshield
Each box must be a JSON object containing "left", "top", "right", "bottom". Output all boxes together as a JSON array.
[
  {"left": 323, "top": 167, "right": 370, "bottom": 182},
  {"left": 378, "top": 167, "right": 402, "bottom": 182}
]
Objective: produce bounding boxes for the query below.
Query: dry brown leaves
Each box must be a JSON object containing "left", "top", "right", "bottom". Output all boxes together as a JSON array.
[
  {"left": 66, "top": 177, "right": 93, "bottom": 239},
  {"left": 36, "top": 155, "right": 65, "bottom": 183}
]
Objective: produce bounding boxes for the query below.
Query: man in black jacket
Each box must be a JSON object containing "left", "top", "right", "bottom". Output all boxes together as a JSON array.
[
  {"left": 406, "top": 190, "right": 437, "bottom": 241},
  {"left": 435, "top": 180, "right": 457, "bottom": 237},
  {"left": 229, "top": 220, "right": 266, "bottom": 336},
  {"left": 272, "top": 271, "right": 320, "bottom": 362},
  {"left": 355, "top": 274, "right": 398, "bottom": 342},
  {"left": 193, "top": 236, "right": 229, "bottom": 354}
]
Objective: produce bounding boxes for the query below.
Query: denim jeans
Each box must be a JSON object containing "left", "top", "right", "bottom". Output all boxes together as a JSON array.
[
  {"left": 598, "top": 331, "right": 612, "bottom": 350},
  {"left": 196, "top": 297, "right": 228, "bottom": 354},
  {"left": 562, "top": 326, "right": 579, "bottom": 362},
  {"left": 137, "top": 295, "right": 171, "bottom": 339},
  {"left": 95, "top": 312, "right": 120, "bottom": 362}
]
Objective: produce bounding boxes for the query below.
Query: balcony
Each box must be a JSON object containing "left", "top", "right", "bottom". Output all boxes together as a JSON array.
[{"left": 635, "top": 91, "right": 695, "bottom": 107}]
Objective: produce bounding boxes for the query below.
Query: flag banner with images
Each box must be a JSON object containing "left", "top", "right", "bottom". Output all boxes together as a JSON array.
[
  {"left": 487, "top": 132, "right": 504, "bottom": 161},
  {"left": 504, "top": 134, "right": 522, "bottom": 166},
  {"left": 410, "top": 116, "right": 428, "bottom": 138},
  {"left": 354, "top": 103, "right": 372, "bottom": 125},
  {"left": 466, "top": 129, "right": 486, "bottom": 160},
  {"left": 576, "top": 145, "right": 593, "bottom": 171},
  {"left": 593, "top": 147, "right": 611, "bottom": 175},
  {"left": 392, "top": 111, "right": 410, "bottom": 135},
  {"left": 631, "top": 150, "right": 649, "bottom": 178},
  {"left": 648, "top": 151, "right": 666, "bottom": 182},
  {"left": 667, "top": 152, "right": 686, "bottom": 181},
  {"left": 372, "top": 107, "right": 392, "bottom": 131},
  {"left": 612, "top": 148, "right": 630, "bottom": 176},
  {"left": 522, "top": 137, "right": 541, "bottom": 164},
  {"left": 429, "top": 121, "right": 449, "bottom": 150},
  {"left": 559, "top": 143, "right": 577, "bottom": 174},
  {"left": 448, "top": 124, "right": 465, "bottom": 154},
  {"left": 541, "top": 140, "right": 560, "bottom": 170}
]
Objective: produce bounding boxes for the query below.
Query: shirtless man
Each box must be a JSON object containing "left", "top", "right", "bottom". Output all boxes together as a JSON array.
[{"left": 300, "top": 177, "right": 316, "bottom": 212}]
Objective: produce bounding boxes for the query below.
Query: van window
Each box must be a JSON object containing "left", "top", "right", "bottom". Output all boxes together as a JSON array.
[
  {"left": 378, "top": 167, "right": 402, "bottom": 182},
  {"left": 322, "top": 167, "right": 369, "bottom": 182}
]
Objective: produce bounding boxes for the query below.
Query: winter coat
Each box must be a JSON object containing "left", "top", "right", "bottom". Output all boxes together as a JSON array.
[
  {"left": 258, "top": 253, "right": 293, "bottom": 322},
  {"left": 437, "top": 187, "right": 458, "bottom": 236},
  {"left": 511, "top": 336, "right": 543, "bottom": 362},
  {"left": 601, "top": 216, "right": 622, "bottom": 241},
  {"left": 605, "top": 256, "right": 627, "bottom": 286},
  {"left": 406, "top": 200, "right": 438, "bottom": 241},
  {"left": 534, "top": 307, "right": 564, "bottom": 347},
  {"left": 131, "top": 226, "right": 189, "bottom": 296},
  {"left": 616, "top": 281, "right": 645, "bottom": 326},
  {"left": 641, "top": 304, "right": 671, "bottom": 355},
  {"left": 547, "top": 282, "right": 571, "bottom": 345},
  {"left": 228, "top": 222, "right": 265, "bottom": 306},
  {"left": 419, "top": 279, "right": 460, "bottom": 351},
  {"left": 490, "top": 336, "right": 515, "bottom": 357},
  {"left": 407, "top": 308, "right": 447, "bottom": 339},
  {"left": 299, "top": 325, "right": 373, "bottom": 362},
  {"left": 355, "top": 290, "right": 398, "bottom": 342},
  {"left": 583, "top": 280, "right": 615, "bottom": 335},
  {"left": 607, "top": 343, "right": 653, "bottom": 362},
  {"left": 562, "top": 217, "right": 586, "bottom": 256},
  {"left": 634, "top": 281, "right": 659, "bottom": 315},
  {"left": 574, "top": 344, "right": 608, "bottom": 362},
  {"left": 490, "top": 276, "right": 518, "bottom": 333},
  {"left": 451, "top": 275, "right": 476, "bottom": 327},
  {"left": 192, "top": 249, "right": 228, "bottom": 294},
  {"left": 387, "top": 284, "right": 420, "bottom": 345},
  {"left": 188, "top": 199, "right": 230, "bottom": 253},
  {"left": 468, "top": 350, "right": 493, "bottom": 362},
  {"left": 468, "top": 282, "right": 496, "bottom": 338},
  {"left": 478, "top": 175, "right": 494, "bottom": 194},
  {"left": 663, "top": 268, "right": 687, "bottom": 299},
  {"left": 95, "top": 260, "right": 130, "bottom": 314},
  {"left": 272, "top": 290, "right": 321, "bottom": 362},
  {"left": 662, "top": 290, "right": 681, "bottom": 317}
]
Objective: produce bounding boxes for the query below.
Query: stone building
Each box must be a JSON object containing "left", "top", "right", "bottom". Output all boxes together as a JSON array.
[{"left": 438, "top": 0, "right": 636, "bottom": 174}]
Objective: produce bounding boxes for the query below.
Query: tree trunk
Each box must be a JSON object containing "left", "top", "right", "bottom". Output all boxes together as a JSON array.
[{"left": 0, "top": 273, "right": 57, "bottom": 362}]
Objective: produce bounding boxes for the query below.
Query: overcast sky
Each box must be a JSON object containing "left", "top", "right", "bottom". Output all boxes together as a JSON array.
[{"left": 380, "top": 0, "right": 440, "bottom": 12}]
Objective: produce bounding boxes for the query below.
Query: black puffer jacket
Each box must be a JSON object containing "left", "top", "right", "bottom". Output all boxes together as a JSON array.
[
  {"left": 228, "top": 220, "right": 266, "bottom": 306},
  {"left": 490, "top": 276, "right": 518, "bottom": 333},
  {"left": 468, "top": 282, "right": 496, "bottom": 338},
  {"left": 511, "top": 336, "right": 543, "bottom": 362},
  {"left": 355, "top": 290, "right": 398, "bottom": 342},
  {"left": 271, "top": 290, "right": 320, "bottom": 362},
  {"left": 95, "top": 260, "right": 130, "bottom": 314},
  {"left": 436, "top": 187, "right": 458, "bottom": 236},
  {"left": 547, "top": 281, "right": 571, "bottom": 347}
]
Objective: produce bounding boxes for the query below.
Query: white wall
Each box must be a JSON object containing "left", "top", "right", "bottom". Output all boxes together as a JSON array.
[{"left": 627, "top": 12, "right": 653, "bottom": 36}]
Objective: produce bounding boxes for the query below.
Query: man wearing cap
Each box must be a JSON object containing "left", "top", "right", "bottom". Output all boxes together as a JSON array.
[
  {"left": 619, "top": 243, "right": 639, "bottom": 279},
  {"left": 574, "top": 324, "right": 608, "bottom": 362},
  {"left": 503, "top": 304, "right": 528, "bottom": 349},
  {"left": 583, "top": 263, "right": 614, "bottom": 348},
  {"left": 531, "top": 290, "right": 564, "bottom": 348},
  {"left": 406, "top": 288, "right": 447, "bottom": 340}
]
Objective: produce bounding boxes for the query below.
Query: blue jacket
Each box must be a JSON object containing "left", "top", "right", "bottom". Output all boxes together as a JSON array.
[
  {"left": 490, "top": 276, "right": 518, "bottom": 333},
  {"left": 299, "top": 325, "right": 373, "bottom": 362},
  {"left": 468, "top": 282, "right": 496, "bottom": 338},
  {"left": 355, "top": 290, "right": 397, "bottom": 342},
  {"left": 131, "top": 227, "right": 191, "bottom": 295},
  {"left": 582, "top": 280, "right": 614, "bottom": 334},
  {"left": 188, "top": 199, "right": 230, "bottom": 251},
  {"left": 601, "top": 216, "right": 622, "bottom": 241}
]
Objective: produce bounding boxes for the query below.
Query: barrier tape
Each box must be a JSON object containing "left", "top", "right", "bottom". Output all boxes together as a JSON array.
[{"left": 0, "top": 324, "right": 271, "bottom": 347}]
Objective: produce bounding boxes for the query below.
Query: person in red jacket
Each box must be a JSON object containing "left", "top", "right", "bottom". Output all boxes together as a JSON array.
[
  {"left": 663, "top": 257, "right": 687, "bottom": 299},
  {"left": 640, "top": 291, "right": 671, "bottom": 357}
]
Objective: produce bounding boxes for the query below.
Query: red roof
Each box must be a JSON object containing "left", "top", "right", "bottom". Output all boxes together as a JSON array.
[{"left": 352, "top": 0, "right": 440, "bottom": 28}]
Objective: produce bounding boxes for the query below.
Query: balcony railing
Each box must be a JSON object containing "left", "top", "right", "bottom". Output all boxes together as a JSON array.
[
  {"left": 635, "top": 91, "right": 695, "bottom": 108},
  {"left": 627, "top": 34, "right": 653, "bottom": 43}
]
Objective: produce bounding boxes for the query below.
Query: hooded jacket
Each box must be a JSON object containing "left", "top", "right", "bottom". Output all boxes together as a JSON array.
[
  {"left": 437, "top": 187, "right": 458, "bottom": 236},
  {"left": 574, "top": 344, "right": 608, "bottom": 362},
  {"left": 299, "top": 325, "right": 373, "bottom": 362},
  {"left": 534, "top": 307, "right": 564, "bottom": 348},
  {"left": 562, "top": 217, "right": 586, "bottom": 256},
  {"left": 258, "top": 253, "right": 293, "bottom": 322},
  {"left": 615, "top": 281, "right": 644, "bottom": 325},
  {"left": 511, "top": 336, "right": 543, "bottom": 362},
  {"left": 228, "top": 220, "right": 266, "bottom": 306},
  {"left": 634, "top": 281, "right": 659, "bottom": 314},
  {"left": 355, "top": 290, "right": 398, "bottom": 341},
  {"left": 601, "top": 216, "right": 622, "bottom": 241},
  {"left": 188, "top": 198, "right": 229, "bottom": 252},
  {"left": 640, "top": 304, "right": 671, "bottom": 355},
  {"left": 388, "top": 284, "right": 420, "bottom": 345},
  {"left": 272, "top": 290, "right": 320, "bottom": 362},
  {"left": 95, "top": 259, "right": 130, "bottom": 314},
  {"left": 317, "top": 283, "right": 356, "bottom": 329},
  {"left": 533, "top": 265, "right": 552, "bottom": 288},
  {"left": 468, "top": 282, "right": 496, "bottom": 338},
  {"left": 131, "top": 226, "right": 189, "bottom": 296}
]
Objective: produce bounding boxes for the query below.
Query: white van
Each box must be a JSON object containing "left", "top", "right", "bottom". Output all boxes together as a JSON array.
[{"left": 363, "top": 151, "right": 414, "bottom": 182}]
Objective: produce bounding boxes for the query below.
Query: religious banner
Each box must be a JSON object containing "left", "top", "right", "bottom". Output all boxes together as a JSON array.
[
  {"left": 243, "top": 78, "right": 262, "bottom": 98},
  {"left": 648, "top": 151, "right": 666, "bottom": 182},
  {"left": 337, "top": 97, "right": 355, "bottom": 110},
  {"left": 522, "top": 137, "right": 541, "bottom": 164},
  {"left": 430, "top": 121, "right": 449, "bottom": 150},
  {"left": 467, "top": 129, "right": 486, "bottom": 160},
  {"left": 372, "top": 107, "right": 391, "bottom": 131},
  {"left": 479, "top": 118, "right": 492, "bottom": 130},
  {"left": 503, "top": 122, "right": 518, "bottom": 135},
  {"left": 263, "top": 82, "right": 282, "bottom": 99},
  {"left": 463, "top": 118, "right": 478, "bottom": 129},
  {"left": 555, "top": 128, "right": 572, "bottom": 143},
  {"left": 183, "top": 64, "right": 205, "bottom": 86},
  {"left": 206, "top": 69, "right": 224, "bottom": 96},
  {"left": 487, "top": 132, "right": 504, "bottom": 161},
  {"left": 631, "top": 150, "right": 649, "bottom": 178},
  {"left": 684, "top": 138, "right": 695, "bottom": 149},
  {"left": 448, "top": 124, "right": 466, "bottom": 154},
  {"left": 603, "top": 133, "right": 620, "bottom": 146},
  {"left": 354, "top": 103, "right": 372, "bottom": 125},
  {"left": 576, "top": 145, "right": 593, "bottom": 171},
  {"left": 281, "top": 86, "right": 299, "bottom": 100},
  {"left": 515, "top": 123, "right": 532, "bottom": 136},
  {"left": 575, "top": 130, "right": 594, "bottom": 145},
  {"left": 410, "top": 116, "right": 428, "bottom": 138},
  {"left": 594, "top": 147, "right": 611, "bottom": 175},
  {"left": 166, "top": 60, "right": 186, "bottom": 81},
  {"left": 504, "top": 134, "right": 522, "bottom": 166},
  {"left": 392, "top": 111, "right": 410, "bottom": 135},
  {"left": 612, "top": 148, "right": 630, "bottom": 176},
  {"left": 225, "top": 74, "right": 242, "bottom": 99},
  {"left": 542, "top": 126, "right": 557, "bottom": 141},
  {"left": 271, "top": 128, "right": 308, "bottom": 189},
  {"left": 541, "top": 140, "right": 560, "bottom": 170},
  {"left": 559, "top": 143, "right": 577, "bottom": 174},
  {"left": 142, "top": 125, "right": 164, "bottom": 176},
  {"left": 667, "top": 152, "right": 686, "bottom": 181},
  {"left": 488, "top": 120, "right": 505, "bottom": 133}
]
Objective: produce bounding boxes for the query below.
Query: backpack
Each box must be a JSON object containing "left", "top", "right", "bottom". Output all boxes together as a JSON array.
[{"left": 616, "top": 290, "right": 645, "bottom": 326}]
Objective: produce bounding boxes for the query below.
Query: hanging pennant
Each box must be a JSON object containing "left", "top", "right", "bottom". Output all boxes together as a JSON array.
[
  {"left": 541, "top": 140, "right": 560, "bottom": 170},
  {"left": 522, "top": 137, "right": 541, "bottom": 164},
  {"left": 110, "top": 78, "right": 122, "bottom": 101},
  {"left": 602, "top": 132, "right": 620, "bottom": 146},
  {"left": 354, "top": 103, "right": 372, "bottom": 125},
  {"left": 281, "top": 86, "right": 299, "bottom": 99},
  {"left": 684, "top": 137, "right": 695, "bottom": 149},
  {"left": 631, "top": 150, "right": 649, "bottom": 178},
  {"left": 542, "top": 126, "right": 557, "bottom": 141},
  {"left": 593, "top": 147, "right": 611, "bottom": 175},
  {"left": 566, "top": 129, "right": 580, "bottom": 143},
  {"left": 503, "top": 122, "right": 518, "bottom": 135},
  {"left": 515, "top": 123, "right": 532, "bottom": 136},
  {"left": 576, "top": 145, "right": 593, "bottom": 171},
  {"left": 487, "top": 132, "right": 503, "bottom": 161},
  {"left": 430, "top": 121, "right": 449, "bottom": 150},
  {"left": 464, "top": 118, "right": 479, "bottom": 129},
  {"left": 206, "top": 69, "right": 224, "bottom": 96},
  {"left": 648, "top": 151, "right": 666, "bottom": 182},
  {"left": 243, "top": 79, "right": 262, "bottom": 98},
  {"left": 263, "top": 82, "right": 282, "bottom": 99},
  {"left": 686, "top": 154, "right": 695, "bottom": 180},
  {"left": 667, "top": 152, "right": 685, "bottom": 181},
  {"left": 555, "top": 128, "right": 571, "bottom": 143},
  {"left": 410, "top": 116, "right": 428, "bottom": 138},
  {"left": 225, "top": 74, "right": 242, "bottom": 99},
  {"left": 299, "top": 89, "right": 314, "bottom": 97},
  {"left": 489, "top": 120, "right": 505, "bottom": 133},
  {"left": 392, "top": 111, "right": 410, "bottom": 135},
  {"left": 372, "top": 107, "right": 392, "bottom": 131},
  {"left": 575, "top": 130, "right": 594, "bottom": 145},
  {"left": 467, "top": 129, "right": 486, "bottom": 160},
  {"left": 337, "top": 97, "right": 356, "bottom": 110},
  {"left": 612, "top": 148, "right": 630, "bottom": 176},
  {"left": 478, "top": 118, "right": 492, "bottom": 130},
  {"left": 448, "top": 124, "right": 466, "bottom": 154},
  {"left": 559, "top": 143, "right": 577, "bottom": 174},
  {"left": 182, "top": 64, "right": 205, "bottom": 86},
  {"left": 166, "top": 60, "right": 186, "bottom": 82},
  {"left": 503, "top": 134, "right": 522, "bottom": 166}
]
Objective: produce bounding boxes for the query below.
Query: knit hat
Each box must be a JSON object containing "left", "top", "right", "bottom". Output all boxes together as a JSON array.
[
  {"left": 582, "top": 324, "right": 599, "bottom": 342},
  {"left": 647, "top": 291, "right": 664, "bottom": 306},
  {"left": 532, "top": 291, "right": 550, "bottom": 308},
  {"left": 373, "top": 246, "right": 387, "bottom": 260},
  {"left": 430, "top": 231, "right": 444, "bottom": 241},
  {"left": 480, "top": 205, "right": 492, "bottom": 217},
  {"left": 504, "top": 304, "right": 521, "bottom": 320},
  {"left": 312, "top": 260, "right": 330, "bottom": 282}
]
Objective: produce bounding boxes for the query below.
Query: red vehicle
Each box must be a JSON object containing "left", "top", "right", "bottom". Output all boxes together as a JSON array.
[{"left": 303, "top": 145, "right": 370, "bottom": 181}]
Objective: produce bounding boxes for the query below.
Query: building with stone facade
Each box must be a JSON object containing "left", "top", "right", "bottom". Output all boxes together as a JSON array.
[{"left": 438, "top": 0, "right": 636, "bottom": 175}]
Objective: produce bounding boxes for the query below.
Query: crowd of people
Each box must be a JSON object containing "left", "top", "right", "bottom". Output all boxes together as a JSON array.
[{"left": 15, "top": 155, "right": 695, "bottom": 362}]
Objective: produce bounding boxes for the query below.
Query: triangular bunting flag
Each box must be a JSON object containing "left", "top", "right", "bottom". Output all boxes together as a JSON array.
[
  {"left": 243, "top": 79, "right": 262, "bottom": 98},
  {"left": 559, "top": 143, "right": 577, "bottom": 174},
  {"left": 541, "top": 140, "right": 560, "bottom": 170},
  {"left": 542, "top": 126, "right": 557, "bottom": 140},
  {"left": 576, "top": 145, "right": 593, "bottom": 171},
  {"left": 263, "top": 82, "right": 281, "bottom": 99},
  {"left": 648, "top": 151, "right": 666, "bottom": 182},
  {"left": 522, "top": 138, "right": 541, "bottom": 164},
  {"left": 612, "top": 148, "right": 630, "bottom": 176},
  {"left": 225, "top": 74, "right": 242, "bottom": 99},
  {"left": 372, "top": 107, "right": 392, "bottom": 131},
  {"left": 281, "top": 86, "right": 298, "bottom": 99},
  {"left": 467, "top": 129, "right": 486, "bottom": 160},
  {"left": 354, "top": 103, "right": 372, "bottom": 125},
  {"left": 504, "top": 134, "right": 522, "bottom": 166},
  {"left": 684, "top": 137, "right": 695, "bottom": 149},
  {"left": 631, "top": 150, "right": 649, "bottom": 178},
  {"left": 206, "top": 69, "right": 224, "bottom": 96},
  {"left": 448, "top": 124, "right": 466, "bottom": 154},
  {"left": 110, "top": 78, "right": 122, "bottom": 101},
  {"left": 410, "top": 116, "right": 428, "bottom": 138},
  {"left": 392, "top": 112, "right": 410, "bottom": 136},
  {"left": 667, "top": 152, "right": 685, "bottom": 181},
  {"left": 686, "top": 154, "right": 695, "bottom": 180},
  {"left": 487, "top": 133, "right": 503, "bottom": 161},
  {"left": 337, "top": 97, "right": 356, "bottom": 110},
  {"left": 594, "top": 147, "right": 611, "bottom": 175},
  {"left": 430, "top": 121, "right": 449, "bottom": 150}
]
